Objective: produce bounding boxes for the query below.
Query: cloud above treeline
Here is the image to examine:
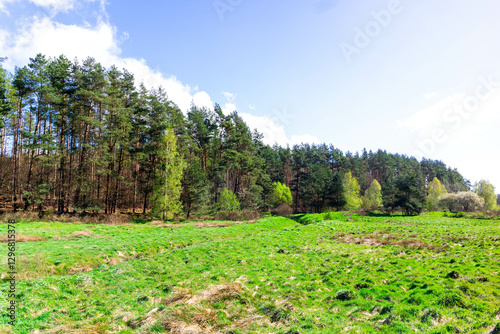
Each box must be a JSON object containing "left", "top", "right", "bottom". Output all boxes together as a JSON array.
[{"left": 0, "top": 0, "right": 319, "bottom": 147}]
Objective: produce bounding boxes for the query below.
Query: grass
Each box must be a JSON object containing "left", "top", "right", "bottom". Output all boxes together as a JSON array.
[{"left": 0, "top": 214, "right": 499, "bottom": 333}]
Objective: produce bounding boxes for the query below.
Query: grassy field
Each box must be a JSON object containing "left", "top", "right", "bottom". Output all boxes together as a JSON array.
[{"left": 1, "top": 213, "right": 499, "bottom": 333}]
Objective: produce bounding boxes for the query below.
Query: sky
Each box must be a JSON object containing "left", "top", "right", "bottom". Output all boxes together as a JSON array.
[{"left": 0, "top": 0, "right": 499, "bottom": 192}]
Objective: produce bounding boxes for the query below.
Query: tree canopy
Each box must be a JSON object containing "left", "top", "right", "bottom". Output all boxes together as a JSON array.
[
  {"left": 0, "top": 55, "right": 473, "bottom": 217},
  {"left": 269, "top": 182, "right": 293, "bottom": 207},
  {"left": 362, "top": 179, "right": 383, "bottom": 209},
  {"left": 474, "top": 180, "right": 496, "bottom": 211},
  {"left": 426, "top": 177, "right": 447, "bottom": 211}
]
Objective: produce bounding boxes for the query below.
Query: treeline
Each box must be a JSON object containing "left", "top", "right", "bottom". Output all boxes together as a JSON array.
[{"left": 0, "top": 54, "right": 469, "bottom": 217}]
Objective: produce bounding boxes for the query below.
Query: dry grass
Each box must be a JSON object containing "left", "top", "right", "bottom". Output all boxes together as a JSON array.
[
  {"left": 156, "top": 283, "right": 244, "bottom": 333},
  {"left": 235, "top": 220, "right": 256, "bottom": 225},
  {"left": 0, "top": 326, "right": 13, "bottom": 334},
  {"left": 0, "top": 211, "right": 133, "bottom": 225},
  {"left": 151, "top": 221, "right": 236, "bottom": 229},
  {"left": 331, "top": 232, "right": 446, "bottom": 251},
  {"left": 63, "top": 230, "right": 94, "bottom": 239},
  {"left": 186, "top": 283, "right": 242, "bottom": 304},
  {"left": 150, "top": 220, "right": 166, "bottom": 225},
  {"left": 161, "top": 318, "right": 208, "bottom": 334},
  {"left": 15, "top": 253, "right": 56, "bottom": 280},
  {"left": 150, "top": 221, "right": 186, "bottom": 229},
  {"left": 162, "top": 288, "right": 193, "bottom": 305},
  {"left": 67, "top": 265, "right": 94, "bottom": 275},
  {"left": 233, "top": 315, "right": 270, "bottom": 329},
  {"left": 0, "top": 233, "right": 46, "bottom": 242},
  {"left": 160, "top": 224, "right": 186, "bottom": 229},
  {"left": 39, "top": 320, "right": 112, "bottom": 334},
  {"left": 194, "top": 222, "right": 232, "bottom": 228}
]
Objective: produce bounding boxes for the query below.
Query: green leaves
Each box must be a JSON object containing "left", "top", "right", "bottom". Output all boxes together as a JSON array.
[
  {"left": 474, "top": 180, "right": 497, "bottom": 210},
  {"left": 218, "top": 188, "right": 240, "bottom": 213},
  {"left": 426, "top": 177, "right": 447, "bottom": 211},
  {"left": 151, "top": 129, "right": 186, "bottom": 220},
  {"left": 269, "top": 182, "right": 293, "bottom": 207},
  {"left": 362, "top": 179, "right": 383, "bottom": 209},
  {"left": 344, "top": 172, "right": 362, "bottom": 211}
]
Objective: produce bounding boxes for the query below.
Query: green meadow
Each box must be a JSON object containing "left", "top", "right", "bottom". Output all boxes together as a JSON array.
[{"left": 1, "top": 213, "right": 499, "bottom": 333}]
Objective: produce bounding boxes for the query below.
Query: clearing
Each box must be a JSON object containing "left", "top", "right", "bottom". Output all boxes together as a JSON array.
[{"left": 0, "top": 213, "right": 499, "bottom": 333}]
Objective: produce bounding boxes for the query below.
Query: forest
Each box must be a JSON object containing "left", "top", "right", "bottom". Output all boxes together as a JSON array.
[{"left": 0, "top": 54, "right": 473, "bottom": 218}]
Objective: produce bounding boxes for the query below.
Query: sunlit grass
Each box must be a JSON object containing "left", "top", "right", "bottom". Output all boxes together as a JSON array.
[{"left": 0, "top": 214, "right": 499, "bottom": 333}]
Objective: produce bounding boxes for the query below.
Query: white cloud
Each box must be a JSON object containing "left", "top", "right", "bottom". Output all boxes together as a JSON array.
[
  {"left": 1, "top": 0, "right": 102, "bottom": 15},
  {"left": 29, "top": 0, "right": 76, "bottom": 12},
  {"left": 192, "top": 91, "right": 213, "bottom": 110},
  {"left": 0, "top": 2, "right": 320, "bottom": 147},
  {"left": 0, "top": 16, "right": 214, "bottom": 112},
  {"left": 221, "top": 102, "right": 237, "bottom": 115},
  {"left": 2, "top": 17, "right": 119, "bottom": 68},
  {"left": 0, "top": 28, "right": 9, "bottom": 46},
  {"left": 400, "top": 84, "right": 500, "bottom": 191},
  {"left": 0, "top": 0, "right": 16, "bottom": 14},
  {"left": 397, "top": 93, "right": 464, "bottom": 136},
  {"left": 222, "top": 91, "right": 235, "bottom": 102},
  {"left": 399, "top": 84, "right": 500, "bottom": 143},
  {"left": 240, "top": 112, "right": 320, "bottom": 147}
]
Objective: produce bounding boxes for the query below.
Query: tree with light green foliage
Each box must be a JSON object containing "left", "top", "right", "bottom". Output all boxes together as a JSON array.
[
  {"left": 344, "top": 172, "right": 362, "bottom": 211},
  {"left": 474, "top": 180, "right": 496, "bottom": 211},
  {"left": 426, "top": 177, "right": 447, "bottom": 211},
  {"left": 218, "top": 188, "right": 240, "bottom": 212},
  {"left": 269, "top": 181, "right": 293, "bottom": 207},
  {"left": 151, "top": 129, "right": 186, "bottom": 220},
  {"left": 362, "top": 179, "right": 383, "bottom": 209}
]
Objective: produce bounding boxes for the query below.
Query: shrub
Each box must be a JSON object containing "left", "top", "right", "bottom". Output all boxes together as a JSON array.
[
  {"left": 438, "top": 192, "right": 484, "bottom": 212},
  {"left": 214, "top": 209, "right": 262, "bottom": 221},
  {"left": 271, "top": 203, "right": 293, "bottom": 217}
]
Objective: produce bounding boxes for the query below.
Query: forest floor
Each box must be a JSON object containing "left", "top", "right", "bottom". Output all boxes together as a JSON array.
[{"left": 0, "top": 213, "right": 499, "bottom": 333}]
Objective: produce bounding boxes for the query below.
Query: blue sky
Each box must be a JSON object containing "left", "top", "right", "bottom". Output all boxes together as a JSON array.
[{"left": 1, "top": 0, "right": 499, "bottom": 192}]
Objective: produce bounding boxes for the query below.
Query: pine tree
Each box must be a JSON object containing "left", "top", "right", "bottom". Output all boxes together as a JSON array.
[
  {"left": 326, "top": 173, "right": 346, "bottom": 211},
  {"left": 382, "top": 172, "right": 397, "bottom": 214},
  {"left": 0, "top": 54, "right": 476, "bottom": 217},
  {"left": 394, "top": 173, "right": 426, "bottom": 216},
  {"left": 0, "top": 61, "right": 10, "bottom": 138},
  {"left": 182, "top": 157, "right": 210, "bottom": 219}
]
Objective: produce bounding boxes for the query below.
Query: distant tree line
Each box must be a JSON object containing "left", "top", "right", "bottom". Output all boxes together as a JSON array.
[{"left": 0, "top": 55, "right": 473, "bottom": 217}]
